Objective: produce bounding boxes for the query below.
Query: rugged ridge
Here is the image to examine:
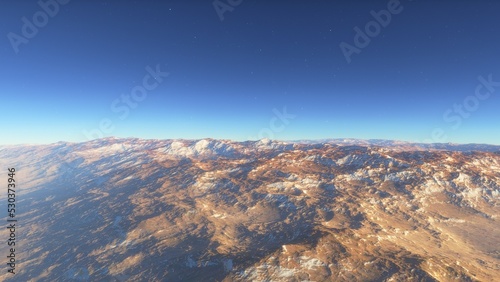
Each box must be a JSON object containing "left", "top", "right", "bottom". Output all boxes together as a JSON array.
[{"left": 0, "top": 138, "right": 499, "bottom": 281}]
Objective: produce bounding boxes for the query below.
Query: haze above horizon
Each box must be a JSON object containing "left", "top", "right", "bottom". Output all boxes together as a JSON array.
[{"left": 1, "top": 0, "right": 499, "bottom": 145}]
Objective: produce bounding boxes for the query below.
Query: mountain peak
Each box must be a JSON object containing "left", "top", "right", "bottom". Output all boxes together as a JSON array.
[{"left": 0, "top": 138, "right": 499, "bottom": 281}]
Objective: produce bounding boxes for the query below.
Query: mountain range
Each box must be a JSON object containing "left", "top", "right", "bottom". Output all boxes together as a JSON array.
[{"left": 0, "top": 137, "right": 499, "bottom": 281}]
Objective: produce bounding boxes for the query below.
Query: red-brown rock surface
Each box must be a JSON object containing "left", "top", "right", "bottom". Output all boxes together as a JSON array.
[{"left": 0, "top": 138, "right": 499, "bottom": 281}]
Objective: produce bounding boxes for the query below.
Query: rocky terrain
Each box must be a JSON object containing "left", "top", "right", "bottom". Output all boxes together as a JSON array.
[{"left": 0, "top": 137, "right": 499, "bottom": 281}]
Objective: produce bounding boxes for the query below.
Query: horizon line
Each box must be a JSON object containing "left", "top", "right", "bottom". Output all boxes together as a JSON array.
[{"left": 1, "top": 136, "right": 500, "bottom": 147}]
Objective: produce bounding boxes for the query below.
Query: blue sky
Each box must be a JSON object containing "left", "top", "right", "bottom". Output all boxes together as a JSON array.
[{"left": 1, "top": 0, "right": 499, "bottom": 145}]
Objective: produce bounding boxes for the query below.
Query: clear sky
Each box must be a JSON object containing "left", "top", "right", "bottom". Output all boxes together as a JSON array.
[{"left": 1, "top": 0, "right": 499, "bottom": 145}]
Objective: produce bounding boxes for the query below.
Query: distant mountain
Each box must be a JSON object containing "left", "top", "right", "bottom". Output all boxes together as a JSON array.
[
  {"left": 291, "top": 138, "right": 500, "bottom": 152},
  {"left": 0, "top": 138, "right": 499, "bottom": 281}
]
